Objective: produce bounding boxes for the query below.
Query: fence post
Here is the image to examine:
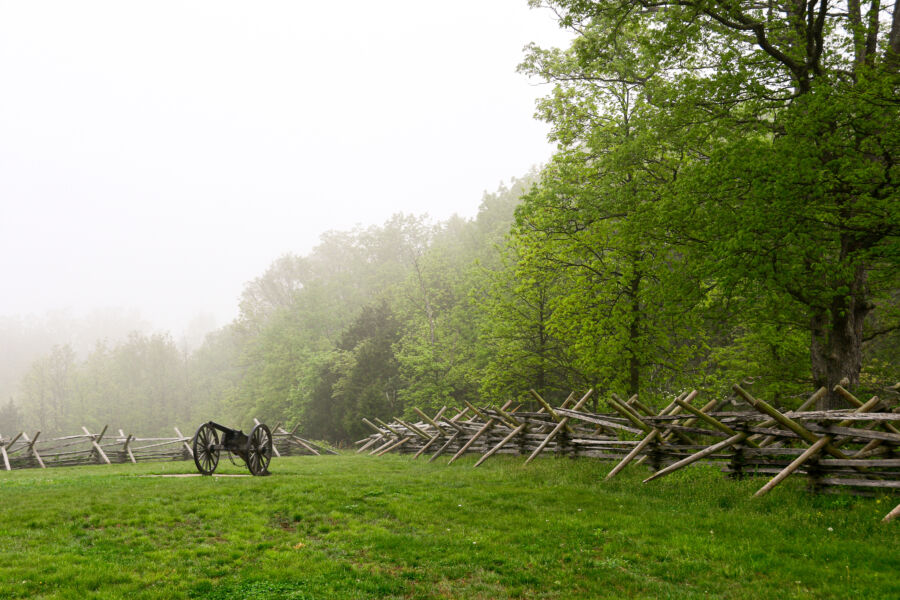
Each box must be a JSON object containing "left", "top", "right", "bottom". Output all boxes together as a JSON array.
[
  {"left": 174, "top": 427, "right": 193, "bottom": 459},
  {"left": 82, "top": 426, "right": 111, "bottom": 465},
  {"left": 22, "top": 432, "right": 46, "bottom": 469}
]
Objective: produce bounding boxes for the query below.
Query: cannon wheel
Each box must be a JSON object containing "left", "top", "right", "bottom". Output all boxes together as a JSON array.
[
  {"left": 193, "top": 423, "right": 220, "bottom": 475},
  {"left": 247, "top": 424, "right": 273, "bottom": 476}
]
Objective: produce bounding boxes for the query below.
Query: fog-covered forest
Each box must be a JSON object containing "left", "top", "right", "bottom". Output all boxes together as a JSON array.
[{"left": 2, "top": 0, "right": 898, "bottom": 443}]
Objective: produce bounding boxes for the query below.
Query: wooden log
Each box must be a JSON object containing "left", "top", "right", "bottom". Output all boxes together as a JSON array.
[
  {"left": 848, "top": 438, "right": 883, "bottom": 458},
  {"left": 362, "top": 418, "right": 385, "bottom": 435},
  {"left": 286, "top": 435, "right": 322, "bottom": 456},
  {"left": 622, "top": 393, "right": 695, "bottom": 446},
  {"left": 674, "top": 398, "right": 761, "bottom": 449},
  {"left": 448, "top": 400, "right": 513, "bottom": 464},
  {"left": 449, "top": 418, "right": 497, "bottom": 464},
  {"left": 22, "top": 432, "right": 46, "bottom": 469},
  {"left": 411, "top": 407, "right": 449, "bottom": 459},
  {"left": 816, "top": 478, "right": 900, "bottom": 489},
  {"left": 529, "top": 391, "right": 575, "bottom": 433},
  {"left": 624, "top": 394, "right": 649, "bottom": 414},
  {"left": 883, "top": 503, "right": 900, "bottom": 523},
  {"left": 835, "top": 386, "right": 900, "bottom": 435},
  {"left": 122, "top": 434, "right": 136, "bottom": 464},
  {"left": 429, "top": 431, "right": 461, "bottom": 463},
  {"left": 660, "top": 394, "right": 719, "bottom": 443},
  {"left": 559, "top": 392, "right": 576, "bottom": 409},
  {"left": 607, "top": 391, "right": 698, "bottom": 476},
  {"left": 607, "top": 396, "right": 650, "bottom": 432},
  {"left": 413, "top": 406, "right": 448, "bottom": 434},
  {"left": 173, "top": 427, "right": 193, "bottom": 459},
  {"left": 3, "top": 432, "right": 23, "bottom": 449},
  {"left": 375, "top": 418, "right": 403, "bottom": 437},
  {"left": 82, "top": 426, "right": 112, "bottom": 465},
  {"left": 463, "top": 401, "right": 490, "bottom": 423},
  {"left": 752, "top": 387, "right": 825, "bottom": 446},
  {"left": 413, "top": 431, "right": 443, "bottom": 459},
  {"left": 778, "top": 412, "right": 900, "bottom": 422},
  {"left": 524, "top": 390, "right": 594, "bottom": 465},
  {"left": 819, "top": 458, "right": 900, "bottom": 467},
  {"left": 277, "top": 428, "right": 336, "bottom": 455},
  {"left": 491, "top": 405, "right": 525, "bottom": 427},
  {"left": 392, "top": 418, "right": 431, "bottom": 441},
  {"left": 469, "top": 404, "right": 535, "bottom": 466},
  {"left": 640, "top": 423, "right": 730, "bottom": 438},
  {"left": 474, "top": 423, "right": 527, "bottom": 467},
  {"left": 441, "top": 416, "right": 469, "bottom": 434},
  {"left": 553, "top": 409, "right": 643, "bottom": 435},
  {"left": 643, "top": 433, "right": 747, "bottom": 483},
  {"left": 753, "top": 395, "right": 882, "bottom": 498},
  {"left": 130, "top": 438, "right": 187, "bottom": 451},
  {"left": 0, "top": 440, "right": 10, "bottom": 471},
  {"left": 376, "top": 436, "right": 411, "bottom": 456},
  {"left": 806, "top": 425, "right": 900, "bottom": 443},
  {"left": 529, "top": 390, "right": 560, "bottom": 419},
  {"left": 357, "top": 434, "right": 383, "bottom": 454},
  {"left": 754, "top": 437, "right": 831, "bottom": 497},
  {"left": 369, "top": 435, "right": 398, "bottom": 456},
  {"left": 605, "top": 429, "right": 663, "bottom": 480},
  {"left": 732, "top": 385, "right": 851, "bottom": 461},
  {"left": 413, "top": 407, "right": 461, "bottom": 459}
]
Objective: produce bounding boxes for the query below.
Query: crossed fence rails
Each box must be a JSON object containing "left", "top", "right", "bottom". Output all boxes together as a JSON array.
[
  {"left": 0, "top": 419, "right": 336, "bottom": 471},
  {"left": 355, "top": 385, "right": 900, "bottom": 523}
]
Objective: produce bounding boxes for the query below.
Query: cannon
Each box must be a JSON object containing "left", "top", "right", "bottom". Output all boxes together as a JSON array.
[{"left": 192, "top": 421, "right": 273, "bottom": 476}]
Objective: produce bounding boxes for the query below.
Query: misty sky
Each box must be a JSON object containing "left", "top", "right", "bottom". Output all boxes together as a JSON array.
[{"left": 0, "top": 1, "right": 568, "bottom": 334}]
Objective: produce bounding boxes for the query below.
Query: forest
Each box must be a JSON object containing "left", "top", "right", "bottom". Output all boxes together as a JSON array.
[{"left": 2, "top": 0, "right": 898, "bottom": 443}]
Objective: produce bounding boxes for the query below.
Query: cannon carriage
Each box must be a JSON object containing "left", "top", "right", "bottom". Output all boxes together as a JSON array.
[{"left": 192, "top": 421, "right": 273, "bottom": 476}]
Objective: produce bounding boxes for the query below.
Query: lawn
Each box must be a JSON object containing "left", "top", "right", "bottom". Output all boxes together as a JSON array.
[{"left": 0, "top": 454, "right": 897, "bottom": 599}]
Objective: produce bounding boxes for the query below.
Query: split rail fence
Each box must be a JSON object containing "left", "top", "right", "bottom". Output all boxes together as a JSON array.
[
  {"left": 0, "top": 420, "right": 335, "bottom": 472},
  {"left": 354, "top": 385, "right": 900, "bottom": 523}
]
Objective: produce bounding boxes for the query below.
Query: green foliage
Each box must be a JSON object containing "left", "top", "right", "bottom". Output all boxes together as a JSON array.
[
  {"left": 391, "top": 182, "right": 537, "bottom": 414},
  {"left": 517, "top": 0, "right": 900, "bottom": 406},
  {"left": 0, "top": 398, "right": 22, "bottom": 435},
  {"left": 15, "top": 335, "right": 193, "bottom": 437},
  {"left": 9, "top": 0, "right": 899, "bottom": 436},
  {"left": 300, "top": 302, "right": 401, "bottom": 442}
]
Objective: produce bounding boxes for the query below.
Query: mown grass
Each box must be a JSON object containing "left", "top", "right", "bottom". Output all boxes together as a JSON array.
[{"left": 0, "top": 453, "right": 897, "bottom": 599}]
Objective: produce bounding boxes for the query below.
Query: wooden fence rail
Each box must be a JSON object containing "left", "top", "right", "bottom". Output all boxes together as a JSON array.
[
  {"left": 0, "top": 419, "right": 333, "bottom": 471},
  {"left": 357, "top": 384, "right": 899, "bottom": 522}
]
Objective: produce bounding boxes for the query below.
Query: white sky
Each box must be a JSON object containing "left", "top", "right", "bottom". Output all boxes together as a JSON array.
[{"left": 0, "top": 1, "right": 568, "bottom": 335}]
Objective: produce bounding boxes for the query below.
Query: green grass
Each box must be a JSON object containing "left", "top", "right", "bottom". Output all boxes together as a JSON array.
[{"left": 0, "top": 454, "right": 897, "bottom": 599}]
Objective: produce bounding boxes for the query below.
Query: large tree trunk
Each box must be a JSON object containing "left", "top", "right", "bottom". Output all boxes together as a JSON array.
[{"left": 810, "top": 265, "right": 871, "bottom": 409}]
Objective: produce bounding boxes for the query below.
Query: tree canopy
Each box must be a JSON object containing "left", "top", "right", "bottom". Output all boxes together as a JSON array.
[{"left": 4, "top": 2, "right": 898, "bottom": 440}]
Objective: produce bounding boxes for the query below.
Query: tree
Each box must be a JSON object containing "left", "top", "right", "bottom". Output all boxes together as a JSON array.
[
  {"left": 237, "top": 254, "right": 308, "bottom": 334},
  {"left": 477, "top": 232, "right": 579, "bottom": 404},
  {"left": 19, "top": 345, "right": 76, "bottom": 434},
  {"left": 393, "top": 181, "right": 535, "bottom": 411},
  {"left": 514, "top": 38, "right": 710, "bottom": 401},
  {"left": 300, "top": 301, "right": 401, "bottom": 442},
  {"left": 0, "top": 399, "right": 22, "bottom": 435},
  {"left": 526, "top": 0, "right": 900, "bottom": 406}
]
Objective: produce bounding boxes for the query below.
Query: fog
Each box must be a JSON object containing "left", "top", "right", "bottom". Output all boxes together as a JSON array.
[{"left": 0, "top": 1, "right": 568, "bottom": 337}]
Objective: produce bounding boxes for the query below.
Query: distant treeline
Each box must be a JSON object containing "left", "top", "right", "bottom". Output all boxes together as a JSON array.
[{"left": 4, "top": 1, "right": 899, "bottom": 440}]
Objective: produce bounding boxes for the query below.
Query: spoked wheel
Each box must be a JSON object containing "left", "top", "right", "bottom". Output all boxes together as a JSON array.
[
  {"left": 246, "top": 424, "right": 273, "bottom": 476},
  {"left": 193, "top": 423, "right": 220, "bottom": 475}
]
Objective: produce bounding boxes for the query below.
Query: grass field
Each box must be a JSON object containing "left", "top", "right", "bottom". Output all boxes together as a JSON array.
[{"left": 0, "top": 453, "right": 897, "bottom": 599}]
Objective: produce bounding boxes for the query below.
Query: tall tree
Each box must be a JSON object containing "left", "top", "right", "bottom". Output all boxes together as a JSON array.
[
  {"left": 0, "top": 398, "right": 22, "bottom": 436},
  {"left": 527, "top": 0, "right": 900, "bottom": 406}
]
